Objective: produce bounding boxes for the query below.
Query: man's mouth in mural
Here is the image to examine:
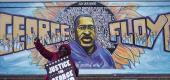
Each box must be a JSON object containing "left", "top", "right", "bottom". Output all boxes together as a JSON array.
[{"left": 81, "top": 36, "right": 93, "bottom": 43}]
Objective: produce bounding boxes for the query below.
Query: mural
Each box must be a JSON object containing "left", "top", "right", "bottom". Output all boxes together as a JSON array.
[{"left": 0, "top": 1, "right": 170, "bottom": 75}]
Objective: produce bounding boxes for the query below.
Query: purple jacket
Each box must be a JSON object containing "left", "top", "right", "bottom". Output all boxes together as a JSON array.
[{"left": 69, "top": 41, "right": 115, "bottom": 69}]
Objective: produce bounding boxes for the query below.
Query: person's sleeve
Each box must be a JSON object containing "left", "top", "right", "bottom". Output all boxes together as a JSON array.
[
  {"left": 75, "top": 66, "right": 79, "bottom": 77},
  {"left": 72, "top": 61, "right": 79, "bottom": 77},
  {"left": 34, "top": 40, "right": 55, "bottom": 61}
]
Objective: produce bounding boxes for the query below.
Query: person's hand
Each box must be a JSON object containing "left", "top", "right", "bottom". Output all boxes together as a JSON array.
[{"left": 34, "top": 37, "right": 40, "bottom": 43}]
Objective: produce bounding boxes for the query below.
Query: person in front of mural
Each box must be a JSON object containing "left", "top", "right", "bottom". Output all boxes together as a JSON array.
[
  {"left": 69, "top": 15, "right": 115, "bottom": 69},
  {"left": 34, "top": 38, "right": 79, "bottom": 80}
]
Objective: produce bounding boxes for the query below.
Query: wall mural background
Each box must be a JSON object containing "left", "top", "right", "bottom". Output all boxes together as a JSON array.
[{"left": 0, "top": 1, "right": 170, "bottom": 75}]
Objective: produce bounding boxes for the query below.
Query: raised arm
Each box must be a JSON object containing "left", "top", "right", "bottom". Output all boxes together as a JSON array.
[{"left": 34, "top": 38, "right": 55, "bottom": 61}]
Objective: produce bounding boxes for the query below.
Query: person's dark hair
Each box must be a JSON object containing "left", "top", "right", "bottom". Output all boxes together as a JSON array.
[{"left": 58, "top": 44, "right": 71, "bottom": 56}]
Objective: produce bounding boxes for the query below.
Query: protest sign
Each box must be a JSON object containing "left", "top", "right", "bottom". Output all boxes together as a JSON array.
[{"left": 45, "top": 56, "right": 76, "bottom": 80}]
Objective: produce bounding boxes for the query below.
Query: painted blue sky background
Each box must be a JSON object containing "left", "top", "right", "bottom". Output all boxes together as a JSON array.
[{"left": 0, "top": 1, "right": 170, "bottom": 75}]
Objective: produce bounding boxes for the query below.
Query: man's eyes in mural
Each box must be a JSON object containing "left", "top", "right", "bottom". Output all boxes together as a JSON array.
[{"left": 78, "top": 25, "right": 94, "bottom": 30}]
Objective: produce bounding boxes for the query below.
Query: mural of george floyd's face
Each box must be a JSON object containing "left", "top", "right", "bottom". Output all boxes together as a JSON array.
[{"left": 76, "top": 16, "right": 96, "bottom": 48}]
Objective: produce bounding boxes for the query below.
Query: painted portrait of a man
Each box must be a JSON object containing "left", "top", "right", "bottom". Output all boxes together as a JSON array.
[{"left": 70, "top": 15, "right": 115, "bottom": 68}]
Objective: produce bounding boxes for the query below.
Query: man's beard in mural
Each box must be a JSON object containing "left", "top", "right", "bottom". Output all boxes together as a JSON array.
[{"left": 31, "top": 2, "right": 144, "bottom": 69}]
